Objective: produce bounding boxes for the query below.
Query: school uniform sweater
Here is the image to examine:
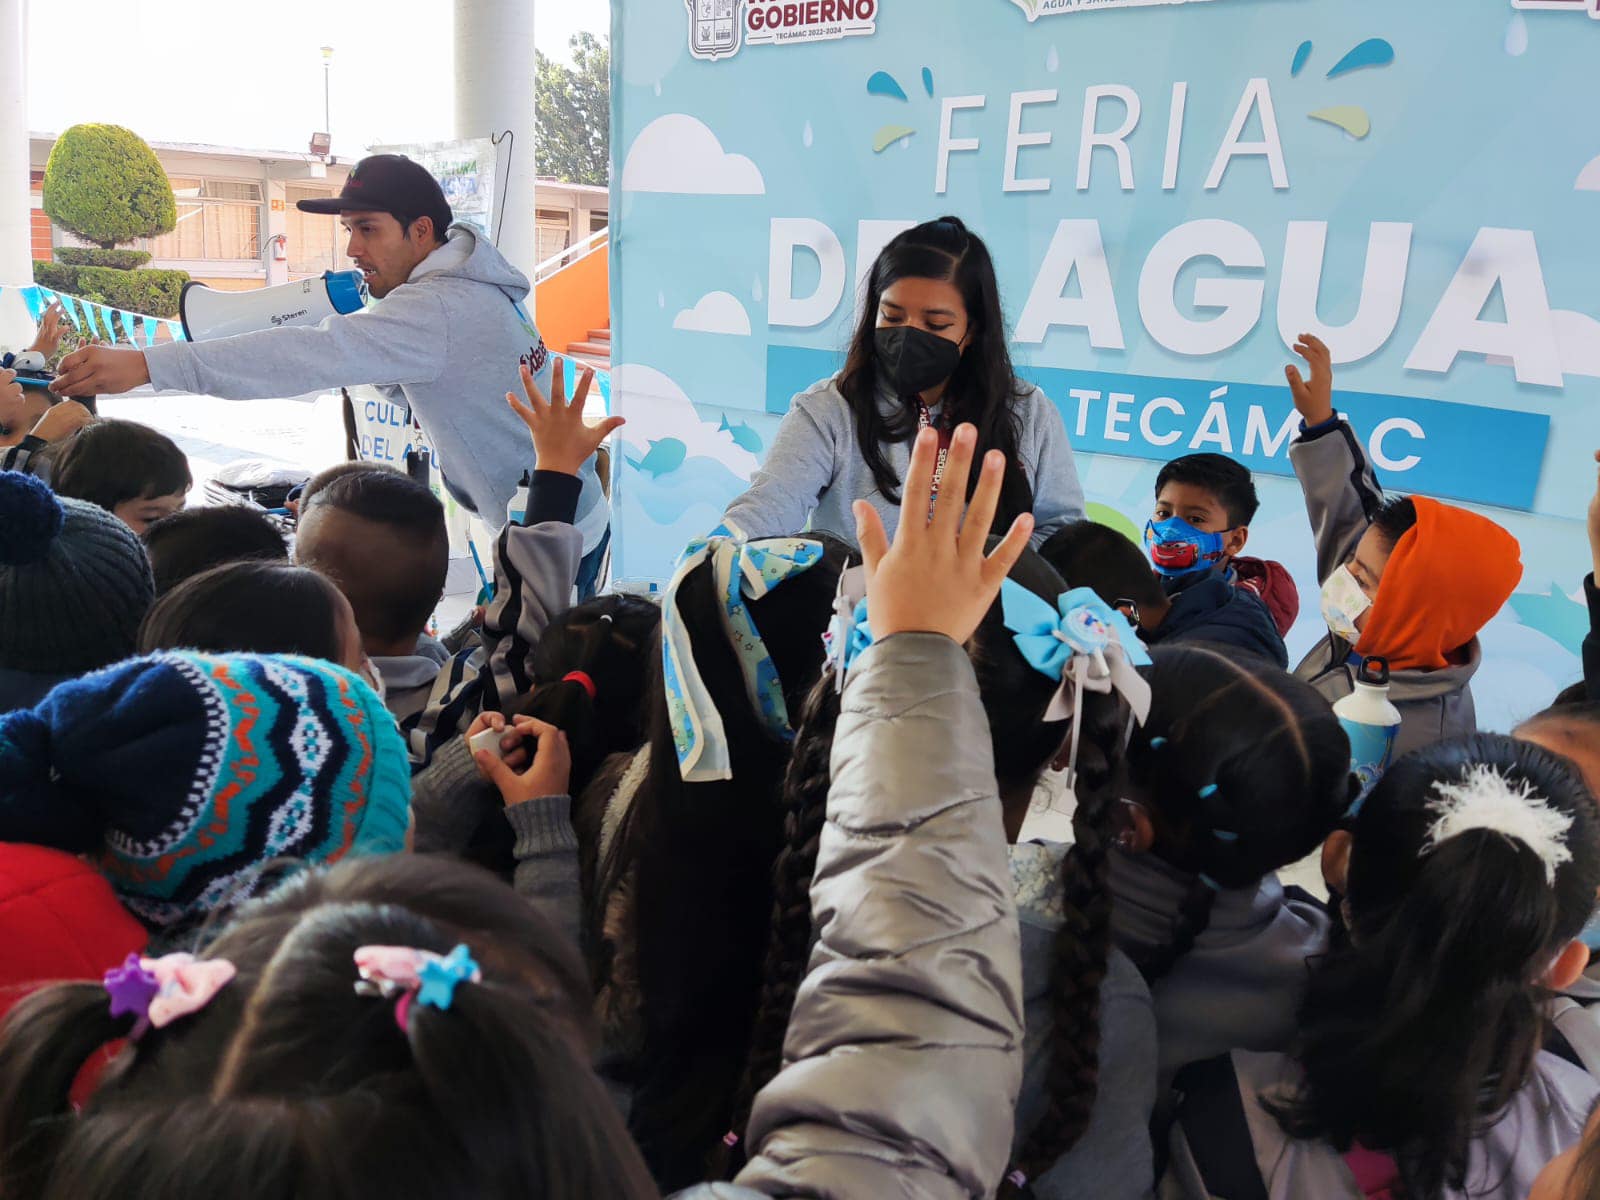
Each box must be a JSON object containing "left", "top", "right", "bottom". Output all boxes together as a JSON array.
[
  {"left": 722, "top": 376, "right": 1085, "bottom": 547},
  {"left": 1108, "top": 849, "right": 1331, "bottom": 1084},
  {"left": 1161, "top": 1049, "right": 1598, "bottom": 1200},
  {"left": 1013, "top": 842, "right": 1158, "bottom": 1199}
]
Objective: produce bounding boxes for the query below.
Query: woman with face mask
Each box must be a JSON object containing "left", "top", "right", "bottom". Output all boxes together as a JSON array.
[
  {"left": 1284, "top": 332, "right": 1523, "bottom": 758},
  {"left": 722, "top": 217, "right": 1084, "bottom": 545}
]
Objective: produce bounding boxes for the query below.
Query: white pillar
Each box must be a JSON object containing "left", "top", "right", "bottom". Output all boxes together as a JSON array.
[
  {"left": 454, "top": 0, "right": 538, "bottom": 303},
  {"left": 0, "top": 0, "right": 35, "bottom": 349}
]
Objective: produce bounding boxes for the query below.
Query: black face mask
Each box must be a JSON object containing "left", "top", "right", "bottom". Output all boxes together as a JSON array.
[{"left": 874, "top": 325, "right": 962, "bottom": 398}]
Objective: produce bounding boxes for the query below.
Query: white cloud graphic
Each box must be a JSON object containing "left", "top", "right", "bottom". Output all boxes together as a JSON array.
[
  {"left": 1577, "top": 154, "right": 1600, "bottom": 192},
  {"left": 1553, "top": 309, "right": 1600, "bottom": 379},
  {"left": 621, "top": 114, "right": 765, "bottom": 195},
  {"left": 672, "top": 291, "right": 752, "bottom": 336},
  {"left": 610, "top": 362, "right": 761, "bottom": 475}
]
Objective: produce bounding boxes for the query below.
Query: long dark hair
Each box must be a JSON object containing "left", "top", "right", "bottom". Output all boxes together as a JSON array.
[
  {"left": 602, "top": 534, "right": 850, "bottom": 1190},
  {"left": 137, "top": 560, "right": 347, "bottom": 663},
  {"left": 838, "top": 216, "right": 1033, "bottom": 527},
  {"left": 0, "top": 855, "right": 658, "bottom": 1200},
  {"left": 730, "top": 548, "right": 1133, "bottom": 1192},
  {"left": 1268, "top": 735, "right": 1600, "bottom": 1200},
  {"left": 1122, "top": 645, "right": 1352, "bottom": 984}
]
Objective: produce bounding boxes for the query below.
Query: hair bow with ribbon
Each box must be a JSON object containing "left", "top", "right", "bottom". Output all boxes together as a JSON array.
[
  {"left": 104, "top": 951, "right": 237, "bottom": 1039},
  {"left": 661, "top": 531, "right": 826, "bottom": 782},
  {"left": 1000, "top": 581, "right": 1153, "bottom": 787}
]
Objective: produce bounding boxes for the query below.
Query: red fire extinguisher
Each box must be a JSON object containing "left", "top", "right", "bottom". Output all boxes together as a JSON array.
[{"left": 268, "top": 234, "right": 288, "bottom": 263}]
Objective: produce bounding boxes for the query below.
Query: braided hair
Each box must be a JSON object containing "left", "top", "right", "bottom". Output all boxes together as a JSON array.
[
  {"left": 731, "top": 548, "right": 1136, "bottom": 1193},
  {"left": 1120, "top": 644, "right": 1353, "bottom": 985}
]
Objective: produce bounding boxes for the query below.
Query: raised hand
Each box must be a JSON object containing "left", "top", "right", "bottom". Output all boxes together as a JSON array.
[
  {"left": 853, "top": 423, "right": 1033, "bottom": 645},
  {"left": 1285, "top": 332, "right": 1335, "bottom": 426},
  {"left": 506, "top": 354, "right": 625, "bottom": 477},
  {"left": 28, "top": 302, "right": 67, "bottom": 358},
  {"left": 28, "top": 399, "right": 94, "bottom": 444}
]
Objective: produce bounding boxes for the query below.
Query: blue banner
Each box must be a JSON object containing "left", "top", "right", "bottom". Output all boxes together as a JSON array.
[{"left": 612, "top": 0, "right": 1600, "bottom": 724}]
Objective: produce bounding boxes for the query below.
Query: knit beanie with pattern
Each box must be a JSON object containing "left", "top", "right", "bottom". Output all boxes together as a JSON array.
[
  {"left": 0, "top": 471, "right": 154, "bottom": 674},
  {"left": 0, "top": 651, "right": 412, "bottom": 928}
]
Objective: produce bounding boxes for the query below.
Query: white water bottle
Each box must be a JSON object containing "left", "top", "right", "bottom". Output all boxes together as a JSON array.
[
  {"left": 1333, "top": 656, "right": 1402, "bottom": 814},
  {"left": 506, "top": 469, "right": 531, "bottom": 527}
]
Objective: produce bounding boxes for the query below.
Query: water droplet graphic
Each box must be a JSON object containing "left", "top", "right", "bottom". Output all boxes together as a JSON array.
[
  {"left": 1326, "top": 38, "right": 1394, "bottom": 79},
  {"left": 866, "top": 71, "right": 909, "bottom": 101},
  {"left": 921, "top": 67, "right": 935, "bottom": 96},
  {"left": 753, "top": 276, "right": 764, "bottom": 302},
  {"left": 657, "top": 291, "right": 666, "bottom": 310},
  {"left": 1046, "top": 45, "right": 1060, "bottom": 72},
  {"left": 872, "top": 125, "right": 916, "bottom": 153},
  {"left": 1504, "top": 13, "right": 1529, "bottom": 56},
  {"left": 1308, "top": 106, "right": 1371, "bottom": 139},
  {"left": 803, "top": 121, "right": 814, "bottom": 148},
  {"left": 653, "top": 81, "right": 662, "bottom": 97},
  {"left": 1290, "top": 40, "right": 1312, "bottom": 76}
]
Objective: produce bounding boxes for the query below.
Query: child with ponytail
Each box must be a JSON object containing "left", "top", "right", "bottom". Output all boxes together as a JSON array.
[
  {"left": 584, "top": 525, "right": 852, "bottom": 1190},
  {"left": 1167, "top": 734, "right": 1600, "bottom": 1200},
  {"left": 730, "top": 429, "right": 1161, "bottom": 1198},
  {"left": 1108, "top": 645, "right": 1352, "bottom": 1082}
]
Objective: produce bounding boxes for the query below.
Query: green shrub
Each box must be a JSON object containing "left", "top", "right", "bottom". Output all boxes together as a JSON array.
[
  {"left": 54, "top": 246, "right": 152, "bottom": 270},
  {"left": 33, "top": 261, "right": 81, "bottom": 293},
  {"left": 75, "top": 267, "right": 188, "bottom": 318},
  {"left": 42, "top": 124, "right": 177, "bottom": 250},
  {"left": 32, "top": 261, "right": 188, "bottom": 319}
]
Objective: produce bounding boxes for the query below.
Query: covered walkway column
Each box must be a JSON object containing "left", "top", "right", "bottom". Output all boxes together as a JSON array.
[
  {"left": 0, "top": 0, "right": 34, "bottom": 349},
  {"left": 454, "top": 0, "right": 539, "bottom": 305}
]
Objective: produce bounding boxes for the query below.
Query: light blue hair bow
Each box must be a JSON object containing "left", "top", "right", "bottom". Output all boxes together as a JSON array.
[
  {"left": 1000, "top": 580, "right": 1153, "bottom": 787},
  {"left": 661, "top": 530, "right": 825, "bottom": 782}
]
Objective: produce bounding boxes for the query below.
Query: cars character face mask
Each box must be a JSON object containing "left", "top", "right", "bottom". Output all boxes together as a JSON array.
[{"left": 1144, "top": 516, "right": 1229, "bottom": 578}]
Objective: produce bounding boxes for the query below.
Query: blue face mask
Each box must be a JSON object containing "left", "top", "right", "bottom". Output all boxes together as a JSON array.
[{"left": 1144, "top": 516, "right": 1229, "bottom": 578}]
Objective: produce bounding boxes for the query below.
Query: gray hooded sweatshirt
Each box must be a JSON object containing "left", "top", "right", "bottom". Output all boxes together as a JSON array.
[
  {"left": 1109, "top": 849, "right": 1331, "bottom": 1085},
  {"left": 145, "top": 224, "right": 552, "bottom": 522},
  {"left": 1289, "top": 417, "right": 1481, "bottom": 758}
]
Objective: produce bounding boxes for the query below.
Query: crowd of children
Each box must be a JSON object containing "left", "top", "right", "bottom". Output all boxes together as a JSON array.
[{"left": 3, "top": 278, "right": 1600, "bottom": 1200}]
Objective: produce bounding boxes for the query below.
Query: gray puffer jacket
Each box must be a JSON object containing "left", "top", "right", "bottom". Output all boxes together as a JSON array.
[
  {"left": 1289, "top": 418, "right": 1480, "bottom": 758},
  {"left": 677, "top": 632, "right": 1026, "bottom": 1199}
]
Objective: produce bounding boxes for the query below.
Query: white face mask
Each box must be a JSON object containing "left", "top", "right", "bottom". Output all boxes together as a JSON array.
[{"left": 1320, "top": 564, "right": 1372, "bottom": 643}]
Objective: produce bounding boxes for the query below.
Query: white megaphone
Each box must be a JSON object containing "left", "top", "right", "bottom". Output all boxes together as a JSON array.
[{"left": 179, "top": 270, "right": 367, "bottom": 342}]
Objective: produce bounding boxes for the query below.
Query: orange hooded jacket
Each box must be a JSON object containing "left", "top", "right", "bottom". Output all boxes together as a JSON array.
[{"left": 1356, "top": 496, "right": 1522, "bottom": 673}]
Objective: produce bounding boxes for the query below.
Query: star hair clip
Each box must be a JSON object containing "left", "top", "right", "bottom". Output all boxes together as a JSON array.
[
  {"left": 353, "top": 944, "right": 483, "bottom": 1030},
  {"left": 104, "top": 952, "right": 237, "bottom": 1040}
]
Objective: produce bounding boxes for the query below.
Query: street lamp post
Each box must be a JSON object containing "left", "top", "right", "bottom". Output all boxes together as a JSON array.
[{"left": 320, "top": 45, "right": 334, "bottom": 150}]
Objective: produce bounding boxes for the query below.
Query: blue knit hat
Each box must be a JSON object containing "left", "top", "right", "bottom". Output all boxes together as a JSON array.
[
  {"left": 0, "top": 470, "right": 154, "bottom": 676},
  {"left": 0, "top": 652, "right": 411, "bottom": 928}
]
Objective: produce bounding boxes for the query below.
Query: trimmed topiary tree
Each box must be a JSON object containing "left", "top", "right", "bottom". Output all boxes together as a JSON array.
[{"left": 42, "top": 124, "right": 177, "bottom": 250}]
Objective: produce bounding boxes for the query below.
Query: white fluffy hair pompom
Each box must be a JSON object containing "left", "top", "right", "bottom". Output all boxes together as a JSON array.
[{"left": 1423, "top": 763, "right": 1574, "bottom": 885}]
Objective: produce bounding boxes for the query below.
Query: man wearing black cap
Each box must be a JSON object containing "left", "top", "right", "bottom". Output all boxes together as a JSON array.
[{"left": 51, "top": 154, "right": 575, "bottom": 526}]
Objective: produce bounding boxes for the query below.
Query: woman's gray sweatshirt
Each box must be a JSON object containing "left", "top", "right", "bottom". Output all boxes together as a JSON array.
[{"left": 723, "top": 376, "right": 1084, "bottom": 546}]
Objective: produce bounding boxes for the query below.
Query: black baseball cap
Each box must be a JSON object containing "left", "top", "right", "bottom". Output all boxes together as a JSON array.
[{"left": 296, "top": 154, "right": 453, "bottom": 237}]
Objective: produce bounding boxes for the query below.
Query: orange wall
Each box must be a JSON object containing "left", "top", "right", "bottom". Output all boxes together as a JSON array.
[{"left": 534, "top": 239, "right": 609, "bottom": 353}]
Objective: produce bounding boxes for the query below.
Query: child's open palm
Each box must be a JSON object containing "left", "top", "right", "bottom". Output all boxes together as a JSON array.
[
  {"left": 854, "top": 424, "right": 1033, "bottom": 645},
  {"left": 1286, "top": 332, "right": 1335, "bottom": 426},
  {"left": 507, "top": 355, "right": 625, "bottom": 477}
]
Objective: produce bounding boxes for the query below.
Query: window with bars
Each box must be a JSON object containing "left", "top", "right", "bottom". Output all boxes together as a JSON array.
[
  {"left": 141, "top": 177, "right": 263, "bottom": 262},
  {"left": 284, "top": 184, "right": 352, "bottom": 275}
]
